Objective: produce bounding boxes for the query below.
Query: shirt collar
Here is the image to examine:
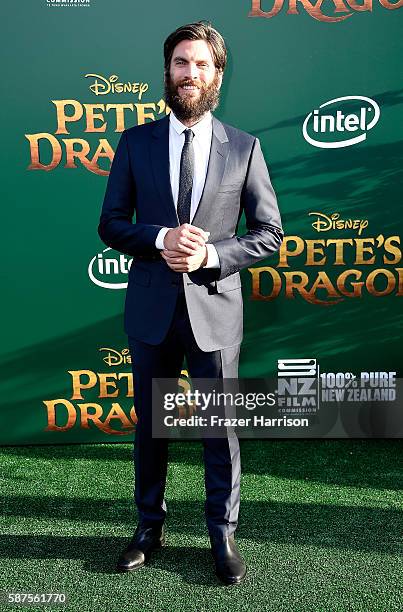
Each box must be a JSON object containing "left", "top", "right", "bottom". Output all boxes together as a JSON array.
[{"left": 169, "top": 110, "right": 212, "bottom": 138}]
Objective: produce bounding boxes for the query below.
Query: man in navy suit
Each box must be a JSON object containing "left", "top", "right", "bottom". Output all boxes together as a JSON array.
[{"left": 98, "top": 21, "right": 283, "bottom": 584}]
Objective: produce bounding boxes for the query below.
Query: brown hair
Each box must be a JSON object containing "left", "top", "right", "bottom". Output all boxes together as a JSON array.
[{"left": 163, "top": 21, "right": 227, "bottom": 75}]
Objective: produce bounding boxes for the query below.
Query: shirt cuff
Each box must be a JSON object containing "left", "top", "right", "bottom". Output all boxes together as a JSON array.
[
  {"left": 204, "top": 244, "right": 220, "bottom": 268},
  {"left": 155, "top": 227, "right": 170, "bottom": 250}
]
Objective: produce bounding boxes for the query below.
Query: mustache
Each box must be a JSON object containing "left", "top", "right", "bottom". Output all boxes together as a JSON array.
[{"left": 177, "top": 80, "right": 203, "bottom": 89}]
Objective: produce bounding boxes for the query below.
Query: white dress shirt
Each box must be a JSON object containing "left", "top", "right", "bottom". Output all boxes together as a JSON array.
[{"left": 155, "top": 111, "right": 220, "bottom": 268}]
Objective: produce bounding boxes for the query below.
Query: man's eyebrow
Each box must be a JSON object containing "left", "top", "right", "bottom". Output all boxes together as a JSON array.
[{"left": 173, "top": 56, "right": 211, "bottom": 63}]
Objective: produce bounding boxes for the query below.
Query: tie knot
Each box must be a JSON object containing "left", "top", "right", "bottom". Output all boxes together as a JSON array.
[{"left": 184, "top": 128, "right": 194, "bottom": 144}]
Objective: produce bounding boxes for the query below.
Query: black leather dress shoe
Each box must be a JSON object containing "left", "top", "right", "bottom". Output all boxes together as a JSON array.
[
  {"left": 210, "top": 534, "right": 247, "bottom": 585},
  {"left": 116, "top": 524, "right": 165, "bottom": 572}
]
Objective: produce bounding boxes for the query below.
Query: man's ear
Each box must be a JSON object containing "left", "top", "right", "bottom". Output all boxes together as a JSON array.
[{"left": 216, "top": 70, "right": 223, "bottom": 90}]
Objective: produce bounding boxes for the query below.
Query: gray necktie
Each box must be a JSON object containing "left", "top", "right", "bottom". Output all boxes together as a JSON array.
[{"left": 177, "top": 128, "right": 194, "bottom": 225}]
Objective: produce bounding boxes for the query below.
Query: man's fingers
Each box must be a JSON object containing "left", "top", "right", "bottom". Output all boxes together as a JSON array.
[
  {"left": 161, "top": 254, "right": 187, "bottom": 271},
  {"left": 165, "top": 225, "right": 209, "bottom": 252},
  {"left": 161, "top": 243, "right": 206, "bottom": 272},
  {"left": 169, "top": 265, "right": 186, "bottom": 271},
  {"left": 163, "top": 248, "right": 197, "bottom": 257},
  {"left": 161, "top": 251, "right": 181, "bottom": 263},
  {"left": 181, "top": 234, "right": 206, "bottom": 249},
  {"left": 174, "top": 241, "right": 199, "bottom": 254},
  {"left": 178, "top": 236, "right": 206, "bottom": 252},
  {"left": 182, "top": 224, "right": 210, "bottom": 242},
  {"left": 162, "top": 250, "right": 191, "bottom": 262}
]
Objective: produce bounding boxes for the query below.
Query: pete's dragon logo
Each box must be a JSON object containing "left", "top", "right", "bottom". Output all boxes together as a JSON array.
[{"left": 248, "top": 0, "right": 402, "bottom": 22}]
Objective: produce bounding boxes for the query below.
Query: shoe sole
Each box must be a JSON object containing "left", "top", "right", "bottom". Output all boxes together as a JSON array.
[
  {"left": 116, "top": 539, "right": 165, "bottom": 573},
  {"left": 215, "top": 562, "right": 247, "bottom": 585},
  {"left": 216, "top": 572, "right": 246, "bottom": 585},
  {"left": 218, "top": 576, "right": 245, "bottom": 585}
]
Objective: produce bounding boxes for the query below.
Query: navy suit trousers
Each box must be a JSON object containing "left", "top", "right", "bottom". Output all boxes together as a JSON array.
[{"left": 128, "top": 289, "right": 241, "bottom": 541}]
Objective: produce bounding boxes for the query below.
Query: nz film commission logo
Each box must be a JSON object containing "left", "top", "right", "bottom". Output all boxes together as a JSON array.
[
  {"left": 277, "top": 359, "right": 397, "bottom": 415},
  {"left": 303, "top": 96, "right": 380, "bottom": 149},
  {"left": 46, "top": 0, "right": 91, "bottom": 7},
  {"left": 277, "top": 359, "right": 319, "bottom": 414}
]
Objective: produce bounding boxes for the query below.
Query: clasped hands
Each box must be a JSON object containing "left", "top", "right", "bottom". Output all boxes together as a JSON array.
[{"left": 161, "top": 223, "right": 210, "bottom": 273}]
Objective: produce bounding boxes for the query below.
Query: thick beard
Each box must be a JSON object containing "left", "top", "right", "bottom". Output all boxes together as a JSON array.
[{"left": 164, "top": 72, "right": 221, "bottom": 123}]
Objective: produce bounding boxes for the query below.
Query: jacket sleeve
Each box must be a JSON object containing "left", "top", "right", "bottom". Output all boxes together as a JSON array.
[
  {"left": 98, "top": 130, "right": 164, "bottom": 256},
  {"left": 189, "top": 137, "right": 284, "bottom": 283}
]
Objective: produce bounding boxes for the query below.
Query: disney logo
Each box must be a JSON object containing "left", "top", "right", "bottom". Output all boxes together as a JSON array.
[
  {"left": 85, "top": 74, "right": 149, "bottom": 99},
  {"left": 309, "top": 212, "right": 368, "bottom": 235},
  {"left": 99, "top": 348, "right": 132, "bottom": 366}
]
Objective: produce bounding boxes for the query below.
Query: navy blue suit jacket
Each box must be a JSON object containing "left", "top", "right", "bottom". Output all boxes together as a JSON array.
[{"left": 98, "top": 115, "right": 283, "bottom": 351}]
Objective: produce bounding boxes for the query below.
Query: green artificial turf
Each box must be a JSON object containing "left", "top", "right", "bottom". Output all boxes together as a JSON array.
[{"left": 0, "top": 440, "right": 401, "bottom": 612}]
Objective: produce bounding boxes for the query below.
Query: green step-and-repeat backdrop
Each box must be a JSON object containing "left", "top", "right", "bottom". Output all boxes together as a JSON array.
[{"left": 2, "top": 0, "right": 402, "bottom": 444}]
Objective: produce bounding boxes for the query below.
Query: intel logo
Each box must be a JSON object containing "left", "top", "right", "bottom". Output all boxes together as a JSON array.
[
  {"left": 88, "top": 247, "right": 131, "bottom": 289},
  {"left": 302, "top": 96, "right": 380, "bottom": 149}
]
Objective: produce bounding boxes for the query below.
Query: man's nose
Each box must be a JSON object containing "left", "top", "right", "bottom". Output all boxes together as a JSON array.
[{"left": 184, "top": 62, "right": 199, "bottom": 80}]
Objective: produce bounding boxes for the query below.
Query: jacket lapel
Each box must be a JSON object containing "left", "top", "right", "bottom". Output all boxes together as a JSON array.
[{"left": 191, "top": 116, "right": 229, "bottom": 229}]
